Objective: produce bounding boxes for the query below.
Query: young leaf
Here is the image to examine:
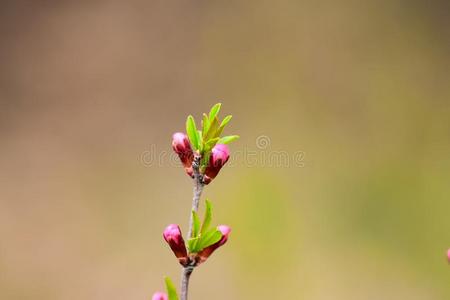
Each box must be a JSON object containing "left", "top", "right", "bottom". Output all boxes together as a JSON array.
[
  {"left": 201, "top": 199, "right": 213, "bottom": 234},
  {"left": 187, "top": 237, "right": 200, "bottom": 253},
  {"left": 215, "top": 116, "right": 230, "bottom": 137},
  {"left": 186, "top": 115, "right": 199, "bottom": 150},
  {"left": 208, "top": 103, "right": 221, "bottom": 121},
  {"left": 215, "top": 126, "right": 224, "bottom": 138},
  {"left": 202, "top": 113, "right": 210, "bottom": 137},
  {"left": 204, "top": 137, "right": 220, "bottom": 152},
  {"left": 220, "top": 115, "right": 232, "bottom": 128},
  {"left": 164, "top": 277, "right": 179, "bottom": 300},
  {"left": 197, "top": 228, "right": 222, "bottom": 250},
  {"left": 191, "top": 210, "right": 201, "bottom": 238},
  {"left": 196, "top": 130, "right": 203, "bottom": 152},
  {"left": 204, "top": 116, "right": 220, "bottom": 141},
  {"left": 217, "top": 135, "right": 240, "bottom": 144},
  {"left": 200, "top": 151, "right": 211, "bottom": 170}
]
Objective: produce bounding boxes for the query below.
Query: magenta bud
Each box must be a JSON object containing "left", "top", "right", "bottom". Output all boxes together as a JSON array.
[
  {"left": 172, "top": 132, "right": 194, "bottom": 177},
  {"left": 163, "top": 224, "right": 188, "bottom": 265},
  {"left": 203, "top": 144, "right": 230, "bottom": 184},
  {"left": 447, "top": 249, "right": 450, "bottom": 263},
  {"left": 217, "top": 225, "right": 231, "bottom": 246},
  {"left": 152, "top": 292, "right": 168, "bottom": 300},
  {"left": 197, "top": 225, "right": 231, "bottom": 264}
]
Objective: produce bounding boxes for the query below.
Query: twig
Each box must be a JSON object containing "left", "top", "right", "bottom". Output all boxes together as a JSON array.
[{"left": 181, "top": 154, "right": 204, "bottom": 300}]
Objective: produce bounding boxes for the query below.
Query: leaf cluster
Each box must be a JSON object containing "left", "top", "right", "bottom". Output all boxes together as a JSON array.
[
  {"left": 187, "top": 200, "right": 223, "bottom": 253},
  {"left": 185, "top": 103, "right": 239, "bottom": 168}
]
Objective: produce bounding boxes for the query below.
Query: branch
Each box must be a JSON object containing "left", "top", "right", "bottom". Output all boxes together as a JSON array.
[{"left": 181, "top": 154, "right": 204, "bottom": 300}]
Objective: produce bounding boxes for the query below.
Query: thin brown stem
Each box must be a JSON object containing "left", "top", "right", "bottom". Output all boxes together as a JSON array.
[
  {"left": 180, "top": 266, "right": 194, "bottom": 300},
  {"left": 181, "top": 154, "right": 204, "bottom": 300}
]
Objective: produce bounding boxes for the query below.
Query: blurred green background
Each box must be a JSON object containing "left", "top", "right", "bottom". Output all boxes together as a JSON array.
[{"left": 1, "top": 1, "right": 449, "bottom": 299}]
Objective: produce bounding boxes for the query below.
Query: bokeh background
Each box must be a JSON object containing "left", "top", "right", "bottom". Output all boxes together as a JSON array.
[{"left": 1, "top": 1, "right": 449, "bottom": 299}]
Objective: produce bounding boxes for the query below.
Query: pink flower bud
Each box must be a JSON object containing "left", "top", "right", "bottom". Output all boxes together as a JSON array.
[
  {"left": 203, "top": 144, "right": 230, "bottom": 184},
  {"left": 217, "top": 225, "right": 231, "bottom": 246},
  {"left": 152, "top": 292, "right": 168, "bottom": 300},
  {"left": 163, "top": 224, "right": 188, "bottom": 265},
  {"left": 447, "top": 249, "right": 450, "bottom": 263},
  {"left": 197, "top": 225, "right": 231, "bottom": 264},
  {"left": 172, "top": 132, "right": 194, "bottom": 177}
]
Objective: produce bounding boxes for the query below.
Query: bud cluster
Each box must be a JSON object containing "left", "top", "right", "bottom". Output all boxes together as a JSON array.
[
  {"left": 171, "top": 103, "right": 238, "bottom": 184},
  {"left": 163, "top": 223, "right": 231, "bottom": 267},
  {"left": 172, "top": 132, "right": 230, "bottom": 184}
]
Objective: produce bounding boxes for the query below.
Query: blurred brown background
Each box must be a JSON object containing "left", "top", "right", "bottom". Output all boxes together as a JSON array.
[{"left": 1, "top": 1, "right": 449, "bottom": 299}]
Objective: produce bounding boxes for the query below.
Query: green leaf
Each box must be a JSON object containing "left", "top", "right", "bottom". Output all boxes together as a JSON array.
[
  {"left": 197, "top": 130, "right": 203, "bottom": 152},
  {"left": 204, "top": 137, "right": 220, "bottom": 152},
  {"left": 217, "top": 135, "right": 240, "bottom": 144},
  {"left": 187, "top": 237, "right": 200, "bottom": 253},
  {"left": 215, "top": 116, "right": 231, "bottom": 137},
  {"left": 192, "top": 210, "right": 201, "bottom": 238},
  {"left": 208, "top": 103, "right": 221, "bottom": 121},
  {"left": 201, "top": 199, "right": 213, "bottom": 234},
  {"left": 197, "top": 228, "right": 222, "bottom": 250},
  {"left": 201, "top": 137, "right": 219, "bottom": 170},
  {"left": 220, "top": 115, "right": 232, "bottom": 128},
  {"left": 202, "top": 113, "right": 210, "bottom": 137},
  {"left": 200, "top": 151, "right": 211, "bottom": 170},
  {"left": 165, "top": 277, "right": 179, "bottom": 300},
  {"left": 186, "top": 115, "right": 199, "bottom": 150},
  {"left": 205, "top": 117, "right": 220, "bottom": 141}
]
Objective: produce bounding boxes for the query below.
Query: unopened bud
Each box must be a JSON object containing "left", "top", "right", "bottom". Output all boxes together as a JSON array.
[
  {"left": 152, "top": 292, "right": 168, "bottom": 300},
  {"left": 172, "top": 132, "right": 194, "bottom": 177},
  {"left": 163, "top": 224, "right": 188, "bottom": 265},
  {"left": 203, "top": 144, "right": 230, "bottom": 184},
  {"left": 447, "top": 249, "right": 450, "bottom": 263},
  {"left": 197, "top": 225, "right": 231, "bottom": 263}
]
